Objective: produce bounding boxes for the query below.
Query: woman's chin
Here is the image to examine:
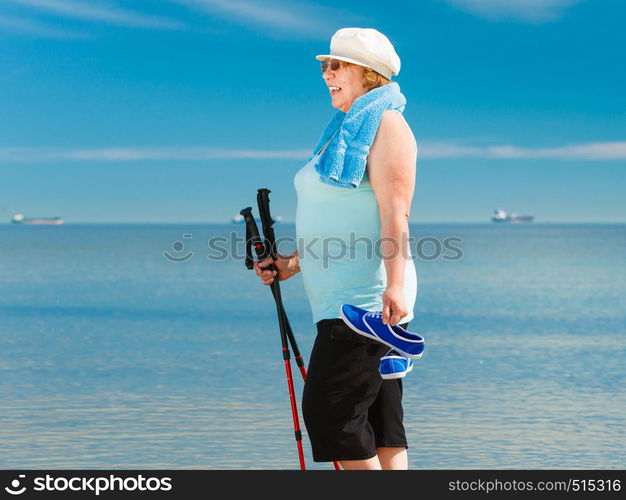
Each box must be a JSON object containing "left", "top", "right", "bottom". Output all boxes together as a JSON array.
[{"left": 330, "top": 95, "right": 347, "bottom": 111}]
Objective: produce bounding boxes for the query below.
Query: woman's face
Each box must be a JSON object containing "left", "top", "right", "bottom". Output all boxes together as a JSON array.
[{"left": 322, "top": 59, "right": 368, "bottom": 113}]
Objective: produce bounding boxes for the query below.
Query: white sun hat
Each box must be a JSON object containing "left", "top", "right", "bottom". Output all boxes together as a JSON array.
[{"left": 316, "top": 27, "right": 401, "bottom": 80}]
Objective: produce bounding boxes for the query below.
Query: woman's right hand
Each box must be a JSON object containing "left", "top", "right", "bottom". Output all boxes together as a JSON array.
[{"left": 253, "top": 252, "right": 300, "bottom": 286}]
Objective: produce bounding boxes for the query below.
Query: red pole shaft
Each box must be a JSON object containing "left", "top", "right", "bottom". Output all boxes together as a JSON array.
[
  {"left": 295, "top": 354, "right": 307, "bottom": 380},
  {"left": 294, "top": 358, "right": 341, "bottom": 470},
  {"left": 283, "top": 352, "right": 306, "bottom": 470}
]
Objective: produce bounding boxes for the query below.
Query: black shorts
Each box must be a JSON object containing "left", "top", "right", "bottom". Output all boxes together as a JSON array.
[{"left": 301, "top": 318, "right": 409, "bottom": 462}]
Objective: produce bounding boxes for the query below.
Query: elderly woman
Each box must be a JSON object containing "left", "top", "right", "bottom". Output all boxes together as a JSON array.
[{"left": 254, "top": 28, "right": 417, "bottom": 470}]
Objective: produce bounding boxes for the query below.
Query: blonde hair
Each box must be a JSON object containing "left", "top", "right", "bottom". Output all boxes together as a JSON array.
[{"left": 362, "top": 66, "right": 391, "bottom": 90}]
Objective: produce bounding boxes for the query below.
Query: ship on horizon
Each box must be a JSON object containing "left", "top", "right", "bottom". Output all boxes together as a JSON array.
[
  {"left": 491, "top": 209, "right": 534, "bottom": 223},
  {"left": 231, "top": 214, "right": 282, "bottom": 224},
  {"left": 12, "top": 213, "right": 64, "bottom": 225}
]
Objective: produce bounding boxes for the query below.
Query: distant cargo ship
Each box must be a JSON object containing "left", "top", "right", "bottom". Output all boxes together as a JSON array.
[
  {"left": 491, "top": 209, "right": 534, "bottom": 223},
  {"left": 12, "top": 213, "right": 64, "bottom": 225}
]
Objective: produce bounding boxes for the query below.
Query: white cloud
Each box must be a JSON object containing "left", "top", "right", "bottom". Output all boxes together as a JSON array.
[
  {"left": 0, "top": 146, "right": 312, "bottom": 162},
  {"left": 170, "top": 0, "right": 356, "bottom": 39},
  {"left": 6, "top": 0, "right": 184, "bottom": 30},
  {"left": 0, "top": 14, "right": 87, "bottom": 38},
  {"left": 1, "top": 141, "right": 626, "bottom": 162},
  {"left": 419, "top": 141, "right": 626, "bottom": 159},
  {"left": 2, "top": 0, "right": 359, "bottom": 39},
  {"left": 444, "top": 0, "right": 581, "bottom": 23}
]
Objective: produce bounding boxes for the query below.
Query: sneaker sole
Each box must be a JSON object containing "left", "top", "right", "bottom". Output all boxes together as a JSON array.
[{"left": 380, "top": 372, "right": 408, "bottom": 380}]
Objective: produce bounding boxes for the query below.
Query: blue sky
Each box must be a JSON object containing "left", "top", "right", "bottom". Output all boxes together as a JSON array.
[{"left": 1, "top": 0, "right": 624, "bottom": 222}]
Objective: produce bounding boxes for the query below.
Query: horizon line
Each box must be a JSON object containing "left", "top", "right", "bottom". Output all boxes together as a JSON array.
[
  {"left": 2, "top": 140, "right": 626, "bottom": 162},
  {"left": 3, "top": 220, "right": 626, "bottom": 225}
]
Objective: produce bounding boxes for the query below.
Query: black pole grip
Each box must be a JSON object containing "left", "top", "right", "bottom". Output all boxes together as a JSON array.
[
  {"left": 240, "top": 206, "right": 277, "bottom": 272},
  {"left": 257, "top": 188, "right": 277, "bottom": 261},
  {"left": 240, "top": 207, "right": 260, "bottom": 240},
  {"left": 240, "top": 207, "right": 271, "bottom": 269}
]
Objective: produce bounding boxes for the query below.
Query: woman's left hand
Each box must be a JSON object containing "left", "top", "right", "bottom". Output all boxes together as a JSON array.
[{"left": 382, "top": 286, "right": 408, "bottom": 326}]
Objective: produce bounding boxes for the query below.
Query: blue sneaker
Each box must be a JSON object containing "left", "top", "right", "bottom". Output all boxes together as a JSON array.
[
  {"left": 339, "top": 304, "right": 425, "bottom": 359},
  {"left": 339, "top": 303, "right": 371, "bottom": 335},
  {"left": 379, "top": 349, "right": 414, "bottom": 380}
]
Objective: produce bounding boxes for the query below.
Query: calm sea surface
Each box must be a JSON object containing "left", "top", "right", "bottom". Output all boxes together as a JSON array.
[{"left": 1, "top": 223, "right": 625, "bottom": 469}]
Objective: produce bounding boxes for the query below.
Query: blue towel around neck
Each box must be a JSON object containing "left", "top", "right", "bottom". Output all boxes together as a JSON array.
[{"left": 309, "top": 82, "right": 407, "bottom": 189}]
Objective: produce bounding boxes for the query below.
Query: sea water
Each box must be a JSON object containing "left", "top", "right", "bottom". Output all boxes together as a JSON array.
[{"left": 1, "top": 223, "right": 625, "bottom": 469}]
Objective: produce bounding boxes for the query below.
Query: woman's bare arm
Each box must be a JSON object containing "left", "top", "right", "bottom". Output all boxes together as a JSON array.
[{"left": 367, "top": 110, "right": 417, "bottom": 324}]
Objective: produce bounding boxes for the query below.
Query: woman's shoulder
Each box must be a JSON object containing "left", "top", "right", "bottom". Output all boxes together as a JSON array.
[
  {"left": 380, "top": 109, "right": 411, "bottom": 131},
  {"left": 374, "top": 110, "right": 416, "bottom": 153}
]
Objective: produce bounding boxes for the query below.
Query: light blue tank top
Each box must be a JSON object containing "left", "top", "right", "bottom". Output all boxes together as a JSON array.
[{"left": 294, "top": 154, "right": 417, "bottom": 325}]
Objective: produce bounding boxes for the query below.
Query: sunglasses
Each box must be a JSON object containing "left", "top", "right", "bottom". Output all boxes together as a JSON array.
[{"left": 320, "top": 59, "right": 348, "bottom": 73}]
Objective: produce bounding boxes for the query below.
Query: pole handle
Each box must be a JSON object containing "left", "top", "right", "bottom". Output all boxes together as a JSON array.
[{"left": 240, "top": 207, "right": 272, "bottom": 269}]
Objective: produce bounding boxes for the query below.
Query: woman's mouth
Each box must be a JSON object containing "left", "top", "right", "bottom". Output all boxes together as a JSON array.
[{"left": 329, "top": 86, "right": 342, "bottom": 95}]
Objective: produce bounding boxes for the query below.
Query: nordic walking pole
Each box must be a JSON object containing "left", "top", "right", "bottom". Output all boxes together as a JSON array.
[
  {"left": 271, "top": 280, "right": 343, "bottom": 471},
  {"left": 256, "top": 189, "right": 307, "bottom": 377},
  {"left": 256, "top": 189, "right": 342, "bottom": 471},
  {"left": 240, "top": 206, "right": 306, "bottom": 470}
]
